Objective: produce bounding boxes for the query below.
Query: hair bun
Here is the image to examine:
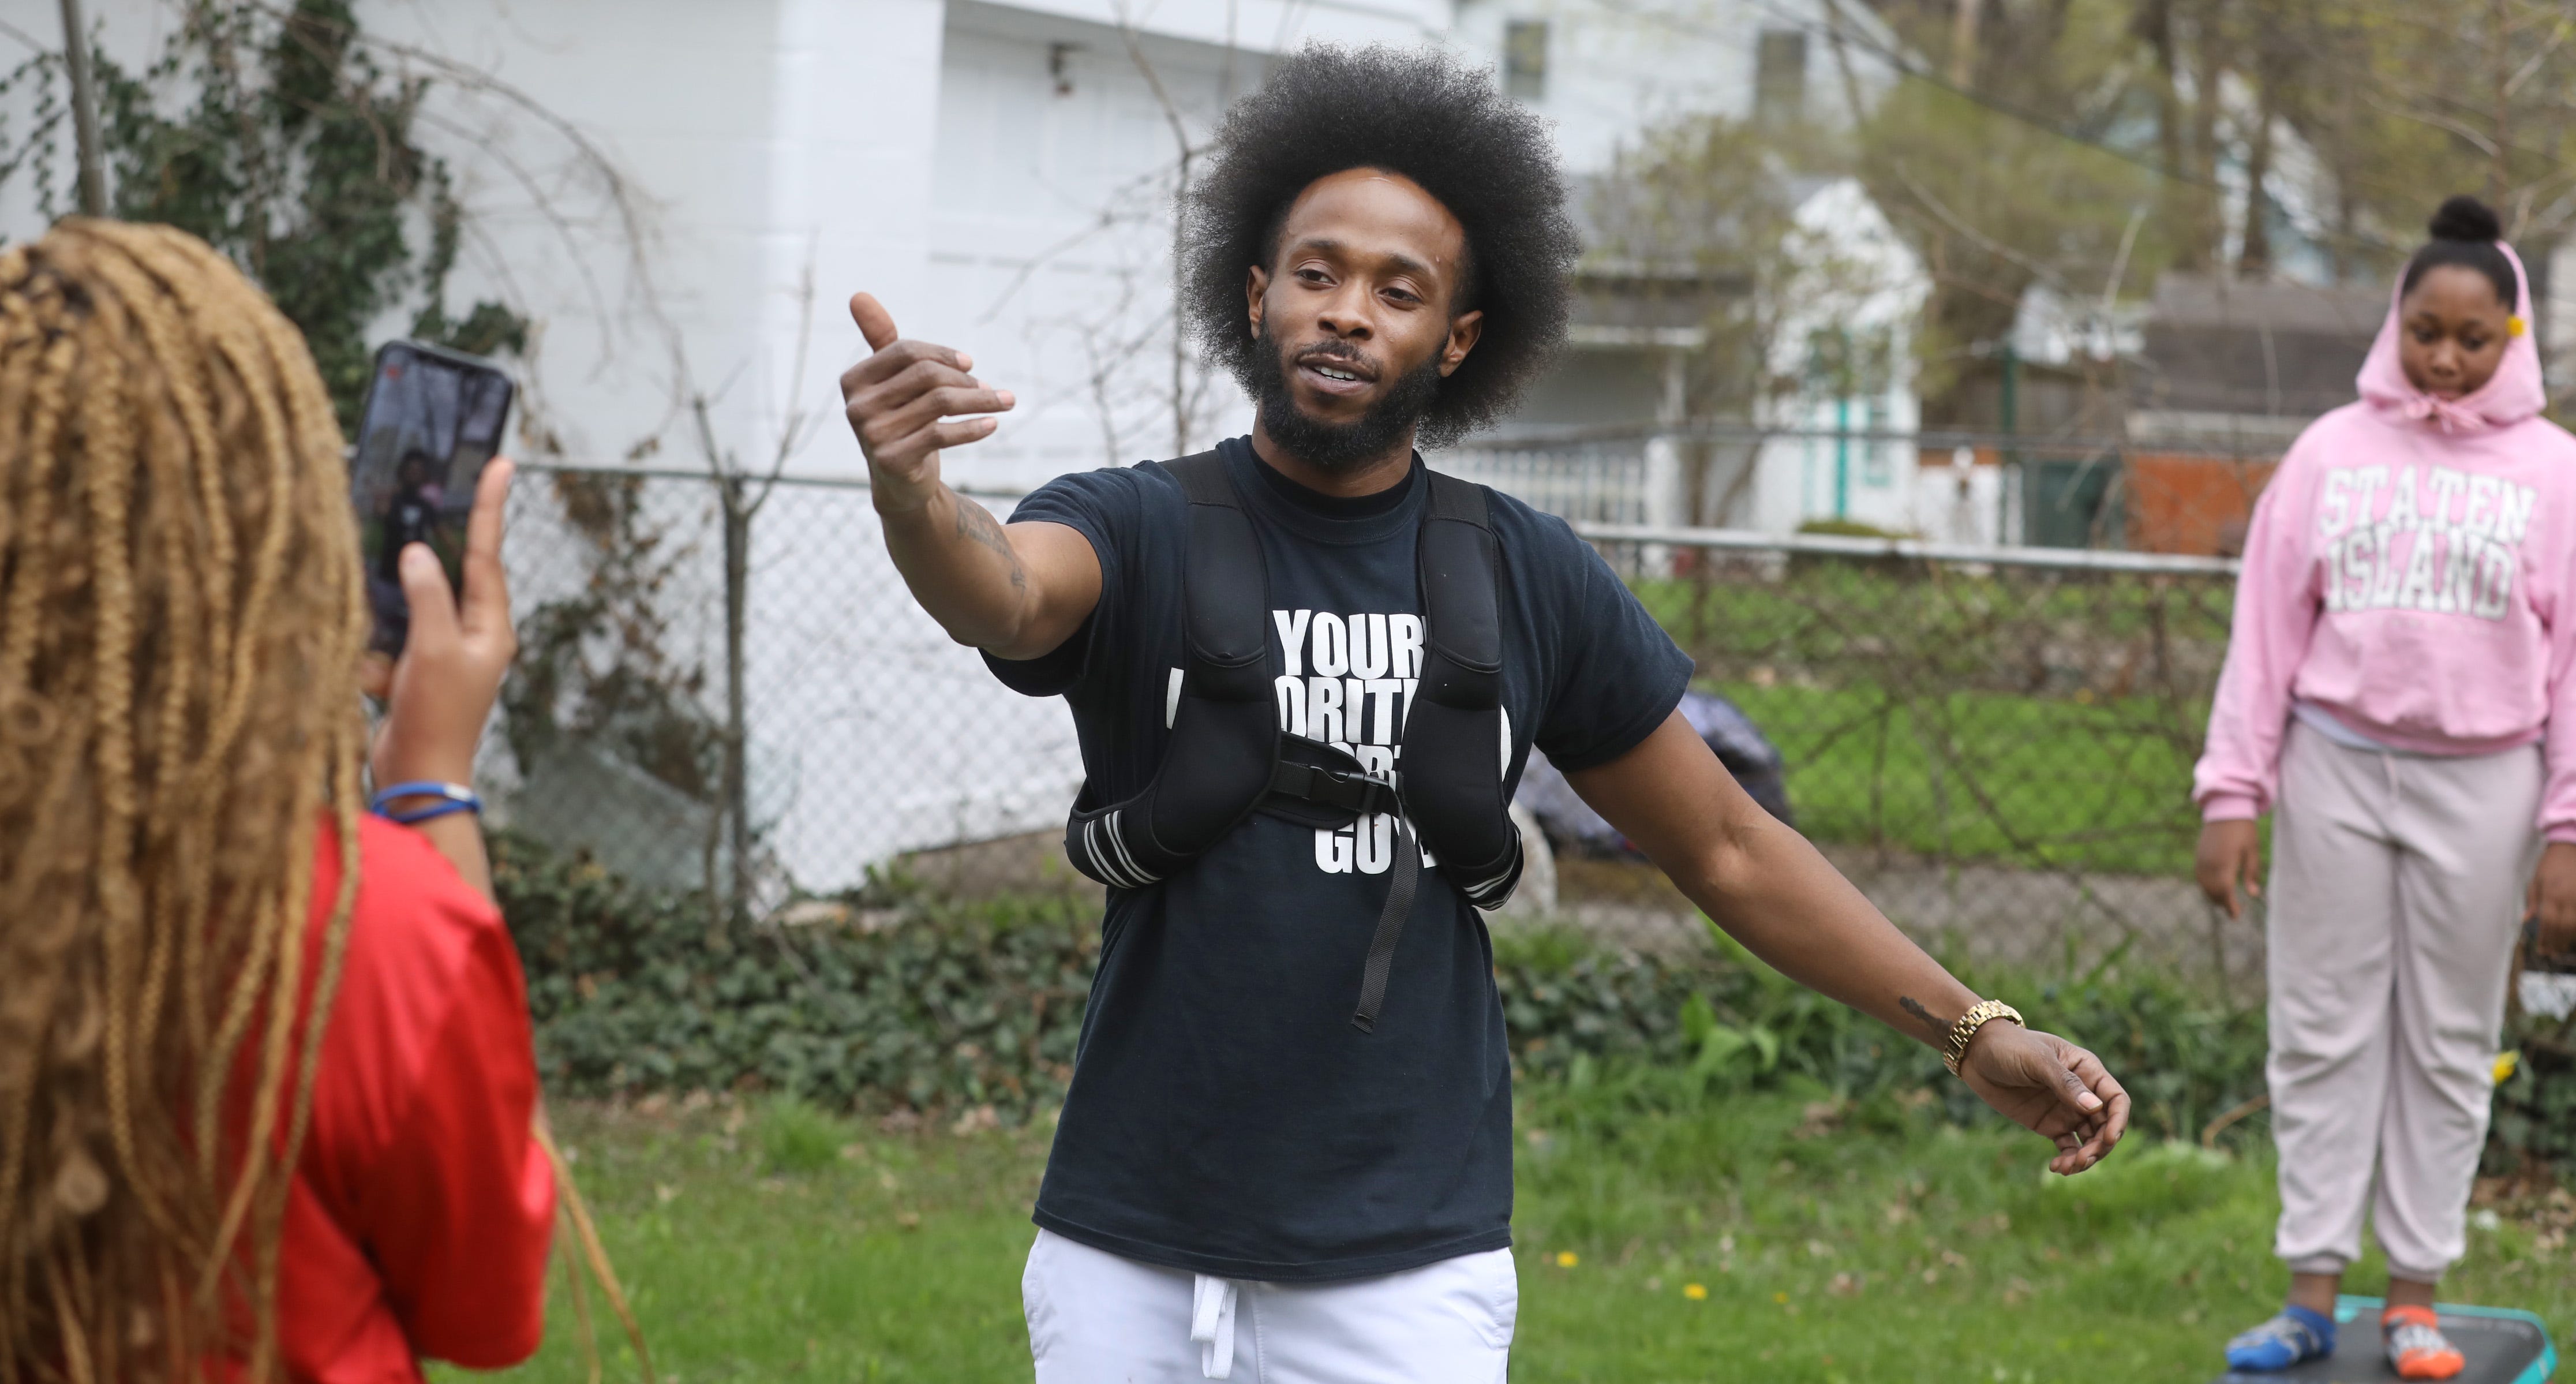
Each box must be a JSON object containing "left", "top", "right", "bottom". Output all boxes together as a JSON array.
[{"left": 2429, "top": 194, "right": 2502, "bottom": 242}]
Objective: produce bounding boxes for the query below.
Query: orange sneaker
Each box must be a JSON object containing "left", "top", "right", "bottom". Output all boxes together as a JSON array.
[{"left": 2383, "top": 1306, "right": 2466, "bottom": 1381}]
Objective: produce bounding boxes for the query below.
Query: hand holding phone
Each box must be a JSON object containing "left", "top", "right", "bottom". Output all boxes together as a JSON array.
[
  {"left": 362, "top": 457, "right": 517, "bottom": 776},
  {"left": 351, "top": 341, "right": 516, "bottom": 656},
  {"left": 361, "top": 459, "right": 518, "bottom": 902}
]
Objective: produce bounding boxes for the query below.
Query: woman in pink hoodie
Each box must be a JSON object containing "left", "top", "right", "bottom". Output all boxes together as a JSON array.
[{"left": 2195, "top": 196, "right": 2576, "bottom": 1379}]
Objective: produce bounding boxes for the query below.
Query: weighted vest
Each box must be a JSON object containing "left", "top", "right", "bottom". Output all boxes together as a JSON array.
[{"left": 1059, "top": 450, "right": 1525, "bottom": 1030}]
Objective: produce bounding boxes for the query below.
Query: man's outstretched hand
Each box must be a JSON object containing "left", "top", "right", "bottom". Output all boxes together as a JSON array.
[
  {"left": 1957, "top": 1025, "right": 2129, "bottom": 1176},
  {"left": 840, "top": 293, "right": 1013, "bottom": 513}
]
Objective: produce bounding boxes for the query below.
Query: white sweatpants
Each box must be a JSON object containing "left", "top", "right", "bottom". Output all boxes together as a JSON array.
[
  {"left": 1020, "top": 1229, "right": 1517, "bottom": 1383},
  {"left": 2266, "top": 721, "right": 2538, "bottom": 1282}
]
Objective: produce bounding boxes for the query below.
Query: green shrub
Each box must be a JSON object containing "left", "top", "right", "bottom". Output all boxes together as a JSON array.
[
  {"left": 1794, "top": 518, "right": 1911, "bottom": 540},
  {"left": 495, "top": 835, "right": 1096, "bottom": 1121},
  {"left": 1494, "top": 921, "right": 2272, "bottom": 1146},
  {"left": 757, "top": 1097, "right": 851, "bottom": 1175},
  {"left": 494, "top": 834, "right": 2568, "bottom": 1177},
  {"left": 2491, "top": 1007, "right": 2576, "bottom": 1175}
]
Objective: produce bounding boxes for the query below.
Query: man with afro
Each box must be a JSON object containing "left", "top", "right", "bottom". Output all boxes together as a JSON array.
[{"left": 843, "top": 43, "right": 2129, "bottom": 1379}]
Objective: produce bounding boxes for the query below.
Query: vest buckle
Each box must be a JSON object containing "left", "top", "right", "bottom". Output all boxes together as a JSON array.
[{"left": 1268, "top": 759, "right": 1398, "bottom": 818}]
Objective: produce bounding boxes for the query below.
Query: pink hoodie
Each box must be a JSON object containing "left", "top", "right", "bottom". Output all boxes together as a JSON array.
[{"left": 2193, "top": 243, "right": 2576, "bottom": 838}]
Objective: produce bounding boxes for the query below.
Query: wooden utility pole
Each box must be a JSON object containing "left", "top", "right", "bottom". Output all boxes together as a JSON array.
[
  {"left": 1948, "top": 0, "right": 1983, "bottom": 87},
  {"left": 58, "top": 0, "right": 108, "bottom": 216}
]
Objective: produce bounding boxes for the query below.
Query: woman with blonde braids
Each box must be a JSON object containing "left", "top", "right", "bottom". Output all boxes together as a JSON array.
[{"left": 0, "top": 219, "right": 554, "bottom": 1381}]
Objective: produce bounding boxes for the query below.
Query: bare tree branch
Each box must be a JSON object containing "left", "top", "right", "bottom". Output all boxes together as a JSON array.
[
  {"left": 2362, "top": 91, "right": 2503, "bottom": 159},
  {"left": 2504, "top": 12, "right": 2573, "bottom": 98},
  {"left": 0, "top": 18, "right": 51, "bottom": 54},
  {"left": 1112, "top": 0, "right": 1203, "bottom": 457},
  {"left": 1890, "top": 162, "right": 2078, "bottom": 300},
  {"left": 2100, "top": 203, "right": 2147, "bottom": 318},
  {"left": 972, "top": 160, "right": 1173, "bottom": 324},
  {"left": 748, "top": 242, "right": 826, "bottom": 518}
]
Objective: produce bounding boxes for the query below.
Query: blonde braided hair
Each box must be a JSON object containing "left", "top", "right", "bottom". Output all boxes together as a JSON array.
[{"left": 0, "top": 220, "right": 369, "bottom": 1382}]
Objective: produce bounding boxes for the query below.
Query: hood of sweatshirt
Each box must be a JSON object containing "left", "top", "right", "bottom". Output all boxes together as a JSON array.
[{"left": 2354, "top": 239, "right": 2545, "bottom": 433}]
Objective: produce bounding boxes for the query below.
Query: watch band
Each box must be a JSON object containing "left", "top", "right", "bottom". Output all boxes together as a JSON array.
[
  {"left": 1942, "top": 998, "right": 2024, "bottom": 1076},
  {"left": 370, "top": 780, "right": 481, "bottom": 816}
]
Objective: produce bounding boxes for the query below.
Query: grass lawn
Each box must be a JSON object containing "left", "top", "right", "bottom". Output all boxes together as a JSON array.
[
  {"left": 451, "top": 1086, "right": 2573, "bottom": 1384},
  {"left": 1713, "top": 680, "right": 2206, "bottom": 878},
  {"left": 1614, "top": 564, "right": 2234, "bottom": 879}
]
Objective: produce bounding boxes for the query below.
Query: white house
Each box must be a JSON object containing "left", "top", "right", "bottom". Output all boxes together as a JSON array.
[
  {"left": 1448, "top": 0, "right": 1899, "bottom": 176},
  {"left": 1745, "top": 175, "right": 1928, "bottom": 536},
  {"left": 1437, "top": 0, "right": 1929, "bottom": 541}
]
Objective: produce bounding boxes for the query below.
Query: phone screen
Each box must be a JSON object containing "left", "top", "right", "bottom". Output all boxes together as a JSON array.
[{"left": 350, "top": 341, "right": 515, "bottom": 655}]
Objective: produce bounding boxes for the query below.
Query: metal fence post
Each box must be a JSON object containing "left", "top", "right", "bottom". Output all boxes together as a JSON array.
[{"left": 720, "top": 472, "right": 753, "bottom": 921}]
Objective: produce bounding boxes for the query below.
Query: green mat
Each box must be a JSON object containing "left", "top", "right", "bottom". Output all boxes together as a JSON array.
[{"left": 2214, "top": 1297, "right": 2557, "bottom": 1384}]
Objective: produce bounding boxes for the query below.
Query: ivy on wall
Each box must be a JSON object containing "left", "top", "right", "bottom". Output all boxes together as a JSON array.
[{"left": 3, "top": 0, "right": 525, "bottom": 427}]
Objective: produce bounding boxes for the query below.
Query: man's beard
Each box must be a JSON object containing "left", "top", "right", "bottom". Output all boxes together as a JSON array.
[{"left": 1249, "top": 322, "right": 1444, "bottom": 473}]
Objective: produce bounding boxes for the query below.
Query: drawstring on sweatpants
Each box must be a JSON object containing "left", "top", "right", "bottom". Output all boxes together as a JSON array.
[{"left": 1191, "top": 1273, "right": 1238, "bottom": 1379}]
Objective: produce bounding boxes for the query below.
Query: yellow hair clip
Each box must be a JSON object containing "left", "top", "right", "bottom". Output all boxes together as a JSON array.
[{"left": 2509, "top": 315, "right": 2528, "bottom": 338}]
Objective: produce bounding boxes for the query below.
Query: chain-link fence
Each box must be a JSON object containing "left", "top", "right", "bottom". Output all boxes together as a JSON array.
[
  {"left": 482, "top": 435, "right": 2268, "bottom": 980},
  {"left": 484, "top": 464, "right": 1083, "bottom": 909},
  {"left": 1441, "top": 423, "right": 2281, "bottom": 555},
  {"left": 1580, "top": 524, "right": 2244, "bottom": 980}
]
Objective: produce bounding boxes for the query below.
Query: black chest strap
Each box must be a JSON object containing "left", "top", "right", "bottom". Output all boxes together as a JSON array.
[
  {"left": 1350, "top": 824, "right": 1421, "bottom": 1033},
  {"left": 1057, "top": 452, "right": 1275, "bottom": 888},
  {"left": 1058, "top": 448, "right": 1523, "bottom": 1026},
  {"left": 1347, "top": 469, "right": 1523, "bottom": 1031}
]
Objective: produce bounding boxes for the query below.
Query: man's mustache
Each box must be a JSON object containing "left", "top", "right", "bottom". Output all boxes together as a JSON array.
[{"left": 1289, "top": 340, "right": 1381, "bottom": 381}]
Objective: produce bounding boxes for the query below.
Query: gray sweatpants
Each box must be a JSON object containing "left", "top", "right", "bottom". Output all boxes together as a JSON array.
[{"left": 2266, "top": 720, "right": 2538, "bottom": 1282}]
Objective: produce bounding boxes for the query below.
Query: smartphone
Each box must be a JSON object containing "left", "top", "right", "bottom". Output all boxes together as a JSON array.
[{"left": 349, "top": 340, "right": 515, "bottom": 656}]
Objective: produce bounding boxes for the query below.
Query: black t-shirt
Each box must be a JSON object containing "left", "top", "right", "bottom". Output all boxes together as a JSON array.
[{"left": 990, "top": 436, "right": 1691, "bottom": 1281}]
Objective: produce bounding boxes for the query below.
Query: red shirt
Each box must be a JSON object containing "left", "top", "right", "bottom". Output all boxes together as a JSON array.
[{"left": 273, "top": 817, "right": 555, "bottom": 1382}]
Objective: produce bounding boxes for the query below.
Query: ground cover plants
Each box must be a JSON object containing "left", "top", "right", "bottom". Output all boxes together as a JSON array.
[{"left": 459, "top": 1081, "right": 2574, "bottom": 1384}]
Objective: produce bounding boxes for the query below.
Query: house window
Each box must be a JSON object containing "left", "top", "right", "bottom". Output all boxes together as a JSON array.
[
  {"left": 1755, "top": 29, "right": 1806, "bottom": 124},
  {"left": 1505, "top": 20, "right": 1549, "bottom": 102}
]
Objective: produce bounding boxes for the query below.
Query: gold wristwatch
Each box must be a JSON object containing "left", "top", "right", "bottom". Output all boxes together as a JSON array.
[{"left": 1942, "top": 999, "right": 2024, "bottom": 1076}]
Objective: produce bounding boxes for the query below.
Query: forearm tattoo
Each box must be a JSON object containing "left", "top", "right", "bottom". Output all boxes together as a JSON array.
[
  {"left": 954, "top": 499, "right": 1027, "bottom": 590},
  {"left": 1899, "top": 996, "right": 1948, "bottom": 1039}
]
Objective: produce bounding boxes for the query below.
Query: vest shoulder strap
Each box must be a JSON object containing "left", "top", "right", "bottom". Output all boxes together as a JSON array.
[
  {"left": 1164, "top": 449, "right": 1237, "bottom": 507},
  {"left": 1416, "top": 470, "right": 1503, "bottom": 690},
  {"left": 1402, "top": 466, "right": 1521, "bottom": 910},
  {"left": 1424, "top": 466, "right": 1491, "bottom": 526},
  {"left": 1160, "top": 451, "right": 1265, "bottom": 676}
]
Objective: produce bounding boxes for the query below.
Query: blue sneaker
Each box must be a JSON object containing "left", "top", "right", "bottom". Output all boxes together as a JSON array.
[{"left": 2225, "top": 1305, "right": 2338, "bottom": 1372}]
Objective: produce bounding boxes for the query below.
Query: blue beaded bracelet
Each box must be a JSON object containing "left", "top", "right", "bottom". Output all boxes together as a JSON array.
[
  {"left": 371, "top": 780, "right": 481, "bottom": 819},
  {"left": 387, "top": 798, "right": 480, "bottom": 826}
]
